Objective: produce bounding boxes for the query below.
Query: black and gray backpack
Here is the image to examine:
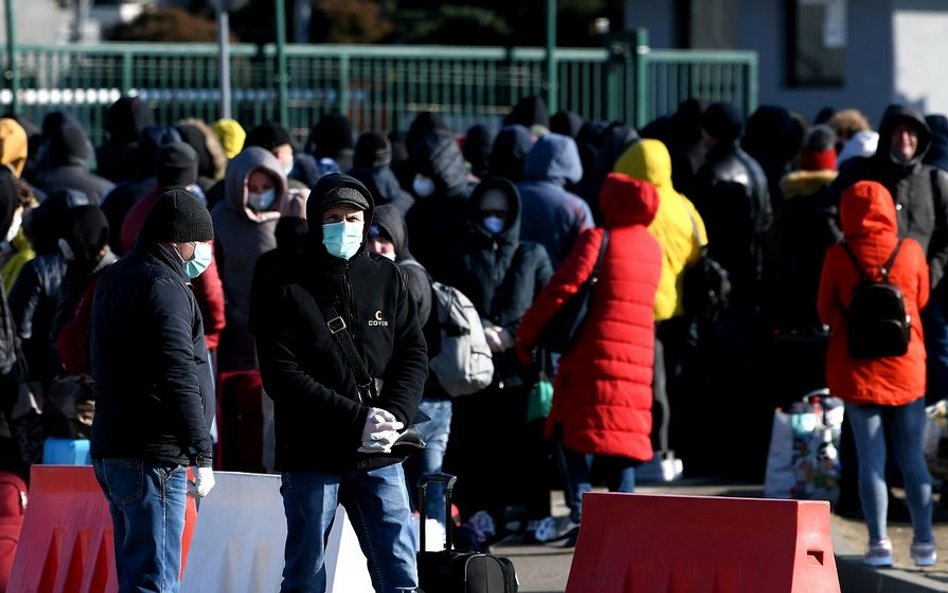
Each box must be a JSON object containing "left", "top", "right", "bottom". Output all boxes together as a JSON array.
[{"left": 841, "top": 240, "right": 910, "bottom": 359}]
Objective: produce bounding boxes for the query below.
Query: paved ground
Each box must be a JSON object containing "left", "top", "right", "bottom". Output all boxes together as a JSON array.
[{"left": 493, "top": 480, "right": 948, "bottom": 593}]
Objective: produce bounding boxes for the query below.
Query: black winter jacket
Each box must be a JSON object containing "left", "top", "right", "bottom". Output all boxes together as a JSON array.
[
  {"left": 443, "top": 178, "right": 552, "bottom": 388},
  {"left": 10, "top": 253, "right": 67, "bottom": 385},
  {"left": 406, "top": 130, "right": 478, "bottom": 283},
  {"left": 251, "top": 174, "right": 427, "bottom": 473},
  {"left": 824, "top": 104, "right": 948, "bottom": 290},
  {"left": 692, "top": 140, "right": 773, "bottom": 307},
  {"left": 90, "top": 243, "right": 214, "bottom": 467}
]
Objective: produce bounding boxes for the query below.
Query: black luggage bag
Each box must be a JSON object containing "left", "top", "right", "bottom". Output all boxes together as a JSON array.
[{"left": 417, "top": 473, "right": 518, "bottom": 593}]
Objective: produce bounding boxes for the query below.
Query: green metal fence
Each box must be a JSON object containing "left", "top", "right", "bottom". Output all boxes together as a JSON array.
[{"left": 2, "top": 39, "right": 757, "bottom": 145}]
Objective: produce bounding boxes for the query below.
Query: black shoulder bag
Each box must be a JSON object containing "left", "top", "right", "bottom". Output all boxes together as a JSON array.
[
  {"left": 322, "top": 305, "right": 429, "bottom": 458},
  {"left": 537, "top": 230, "right": 610, "bottom": 354}
]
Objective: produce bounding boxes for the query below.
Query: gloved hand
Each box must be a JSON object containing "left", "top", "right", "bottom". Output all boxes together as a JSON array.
[
  {"left": 483, "top": 326, "right": 504, "bottom": 353},
  {"left": 188, "top": 466, "right": 215, "bottom": 498},
  {"left": 358, "top": 408, "right": 404, "bottom": 453},
  {"left": 496, "top": 328, "right": 516, "bottom": 352}
]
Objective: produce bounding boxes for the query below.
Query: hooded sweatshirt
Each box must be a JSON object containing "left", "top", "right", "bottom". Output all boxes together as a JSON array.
[
  {"left": 614, "top": 139, "right": 706, "bottom": 320},
  {"left": 517, "top": 133, "right": 593, "bottom": 269},
  {"left": 211, "top": 147, "right": 288, "bottom": 328},
  {"left": 0, "top": 119, "right": 28, "bottom": 178},
  {"left": 444, "top": 177, "right": 552, "bottom": 388},
  {"left": 517, "top": 173, "right": 662, "bottom": 461},
  {"left": 818, "top": 181, "right": 928, "bottom": 405},
  {"left": 95, "top": 97, "right": 154, "bottom": 183},
  {"left": 827, "top": 104, "right": 948, "bottom": 289},
  {"left": 372, "top": 203, "right": 431, "bottom": 323},
  {"left": 40, "top": 124, "right": 114, "bottom": 203}
]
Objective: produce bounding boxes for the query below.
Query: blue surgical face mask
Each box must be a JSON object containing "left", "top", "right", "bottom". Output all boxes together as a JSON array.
[
  {"left": 481, "top": 215, "right": 505, "bottom": 235},
  {"left": 248, "top": 189, "right": 276, "bottom": 211},
  {"left": 322, "top": 220, "right": 365, "bottom": 260},
  {"left": 184, "top": 242, "right": 213, "bottom": 279}
]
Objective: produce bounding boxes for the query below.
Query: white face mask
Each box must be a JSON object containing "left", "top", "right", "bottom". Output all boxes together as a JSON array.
[
  {"left": 248, "top": 189, "right": 276, "bottom": 211},
  {"left": 382, "top": 251, "right": 396, "bottom": 261},
  {"left": 5, "top": 210, "right": 21, "bottom": 243},
  {"left": 412, "top": 174, "right": 436, "bottom": 198},
  {"left": 282, "top": 162, "right": 294, "bottom": 177}
]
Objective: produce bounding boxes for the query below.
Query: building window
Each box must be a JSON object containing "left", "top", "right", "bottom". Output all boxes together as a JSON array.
[{"left": 787, "top": 0, "right": 846, "bottom": 87}]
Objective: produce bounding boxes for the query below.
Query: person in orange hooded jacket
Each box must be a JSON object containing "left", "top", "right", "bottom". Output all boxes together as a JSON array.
[
  {"left": 517, "top": 172, "right": 662, "bottom": 533},
  {"left": 817, "top": 180, "right": 934, "bottom": 568}
]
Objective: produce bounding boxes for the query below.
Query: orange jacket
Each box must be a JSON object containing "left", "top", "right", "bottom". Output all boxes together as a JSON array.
[{"left": 817, "top": 180, "right": 929, "bottom": 406}]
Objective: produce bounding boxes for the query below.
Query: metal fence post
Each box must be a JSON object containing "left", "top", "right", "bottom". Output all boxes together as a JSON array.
[
  {"left": 338, "top": 52, "right": 350, "bottom": 117},
  {"left": 274, "top": 0, "right": 289, "bottom": 125},
  {"left": 634, "top": 28, "right": 649, "bottom": 129},
  {"left": 545, "top": 0, "right": 558, "bottom": 113},
  {"left": 217, "top": 10, "right": 232, "bottom": 119},
  {"left": 122, "top": 51, "right": 133, "bottom": 96},
  {"left": 4, "top": 0, "right": 18, "bottom": 114},
  {"left": 746, "top": 54, "right": 758, "bottom": 115}
]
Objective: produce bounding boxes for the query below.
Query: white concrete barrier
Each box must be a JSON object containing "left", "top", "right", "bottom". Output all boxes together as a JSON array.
[{"left": 181, "top": 472, "right": 373, "bottom": 593}]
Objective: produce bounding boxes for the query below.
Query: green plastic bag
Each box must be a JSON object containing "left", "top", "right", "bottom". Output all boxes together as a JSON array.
[{"left": 527, "top": 375, "right": 554, "bottom": 422}]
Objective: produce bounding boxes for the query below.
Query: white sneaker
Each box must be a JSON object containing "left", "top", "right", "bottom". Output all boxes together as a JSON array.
[
  {"left": 910, "top": 541, "right": 937, "bottom": 567},
  {"left": 863, "top": 538, "right": 893, "bottom": 567}
]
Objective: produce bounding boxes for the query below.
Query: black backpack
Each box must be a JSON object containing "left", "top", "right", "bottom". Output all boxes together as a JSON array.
[{"left": 841, "top": 240, "right": 911, "bottom": 359}]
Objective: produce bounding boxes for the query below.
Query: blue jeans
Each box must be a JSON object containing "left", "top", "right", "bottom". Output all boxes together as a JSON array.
[
  {"left": 404, "top": 398, "right": 452, "bottom": 526},
  {"left": 92, "top": 458, "right": 187, "bottom": 593},
  {"left": 923, "top": 288, "right": 948, "bottom": 403},
  {"left": 845, "top": 398, "right": 933, "bottom": 544},
  {"left": 280, "top": 463, "right": 418, "bottom": 593},
  {"left": 557, "top": 444, "right": 636, "bottom": 523}
]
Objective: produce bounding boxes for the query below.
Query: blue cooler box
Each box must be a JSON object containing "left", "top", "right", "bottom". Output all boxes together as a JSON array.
[{"left": 42, "top": 437, "right": 92, "bottom": 465}]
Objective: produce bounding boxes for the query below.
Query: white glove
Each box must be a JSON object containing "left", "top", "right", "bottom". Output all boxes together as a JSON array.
[
  {"left": 483, "top": 326, "right": 504, "bottom": 353},
  {"left": 360, "top": 408, "right": 404, "bottom": 441},
  {"left": 188, "top": 466, "right": 215, "bottom": 498}
]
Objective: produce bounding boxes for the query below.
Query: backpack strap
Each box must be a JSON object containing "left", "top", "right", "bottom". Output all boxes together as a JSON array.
[
  {"left": 880, "top": 240, "right": 904, "bottom": 281},
  {"left": 840, "top": 239, "right": 903, "bottom": 282},
  {"left": 840, "top": 241, "right": 869, "bottom": 282}
]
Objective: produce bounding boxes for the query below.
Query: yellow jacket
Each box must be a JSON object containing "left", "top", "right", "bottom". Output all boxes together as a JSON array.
[
  {"left": 2, "top": 229, "right": 35, "bottom": 292},
  {"left": 0, "top": 119, "right": 27, "bottom": 178},
  {"left": 614, "top": 139, "right": 707, "bottom": 321}
]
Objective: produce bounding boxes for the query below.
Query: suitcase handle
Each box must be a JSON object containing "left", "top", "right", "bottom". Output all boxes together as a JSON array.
[{"left": 418, "top": 473, "right": 457, "bottom": 553}]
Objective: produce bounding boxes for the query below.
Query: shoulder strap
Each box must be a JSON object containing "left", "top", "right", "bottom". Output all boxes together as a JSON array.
[
  {"left": 880, "top": 239, "right": 904, "bottom": 281},
  {"left": 840, "top": 240, "right": 903, "bottom": 282},
  {"left": 590, "top": 230, "right": 609, "bottom": 281},
  {"left": 840, "top": 241, "right": 869, "bottom": 282},
  {"left": 321, "top": 304, "right": 375, "bottom": 404}
]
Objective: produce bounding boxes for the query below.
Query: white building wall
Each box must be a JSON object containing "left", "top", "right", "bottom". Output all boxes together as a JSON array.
[{"left": 893, "top": 7, "right": 948, "bottom": 116}]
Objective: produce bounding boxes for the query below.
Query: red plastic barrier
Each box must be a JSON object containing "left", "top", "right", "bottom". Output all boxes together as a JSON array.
[
  {"left": 8, "top": 465, "right": 198, "bottom": 593},
  {"left": 566, "top": 493, "right": 840, "bottom": 593}
]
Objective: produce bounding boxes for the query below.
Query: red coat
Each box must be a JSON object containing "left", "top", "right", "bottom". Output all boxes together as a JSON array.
[
  {"left": 518, "top": 173, "right": 662, "bottom": 461},
  {"left": 817, "top": 180, "right": 929, "bottom": 406}
]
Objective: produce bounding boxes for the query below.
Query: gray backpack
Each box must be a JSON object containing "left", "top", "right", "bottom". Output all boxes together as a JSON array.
[{"left": 428, "top": 281, "right": 495, "bottom": 397}]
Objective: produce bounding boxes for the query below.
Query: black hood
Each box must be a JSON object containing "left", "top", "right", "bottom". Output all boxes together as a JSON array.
[
  {"left": 592, "top": 123, "right": 639, "bottom": 177},
  {"left": 489, "top": 125, "right": 534, "bottom": 182},
  {"left": 875, "top": 104, "right": 932, "bottom": 166},
  {"left": 924, "top": 114, "right": 948, "bottom": 173},
  {"left": 176, "top": 124, "right": 215, "bottom": 180},
  {"left": 467, "top": 176, "right": 522, "bottom": 246},
  {"left": 504, "top": 95, "right": 550, "bottom": 130},
  {"left": 47, "top": 124, "right": 92, "bottom": 168},
  {"left": 550, "top": 110, "right": 585, "bottom": 139},
  {"left": 742, "top": 105, "right": 804, "bottom": 167},
  {"left": 463, "top": 125, "right": 494, "bottom": 175},
  {"left": 349, "top": 166, "right": 414, "bottom": 212},
  {"left": 371, "top": 204, "right": 411, "bottom": 261},
  {"left": 405, "top": 112, "right": 449, "bottom": 155},
  {"left": 410, "top": 130, "right": 472, "bottom": 200},
  {"left": 305, "top": 173, "right": 375, "bottom": 260},
  {"left": 105, "top": 97, "right": 154, "bottom": 144}
]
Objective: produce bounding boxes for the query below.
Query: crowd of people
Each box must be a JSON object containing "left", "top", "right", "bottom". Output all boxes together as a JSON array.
[{"left": 0, "top": 91, "right": 942, "bottom": 590}]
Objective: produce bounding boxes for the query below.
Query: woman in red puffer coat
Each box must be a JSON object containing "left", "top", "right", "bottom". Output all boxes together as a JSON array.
[{"left": 517, "top": 172, "right": 662, "bottom": 527}]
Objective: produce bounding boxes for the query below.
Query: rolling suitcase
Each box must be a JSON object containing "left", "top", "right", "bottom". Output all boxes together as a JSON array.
[{"left": 418, "top": 473, "right": 518, "bottom": 593}]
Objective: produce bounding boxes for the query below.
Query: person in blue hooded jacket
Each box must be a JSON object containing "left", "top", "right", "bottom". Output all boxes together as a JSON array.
[{"left": 516, "top": 133, "right": 594, "bottom": 269}]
